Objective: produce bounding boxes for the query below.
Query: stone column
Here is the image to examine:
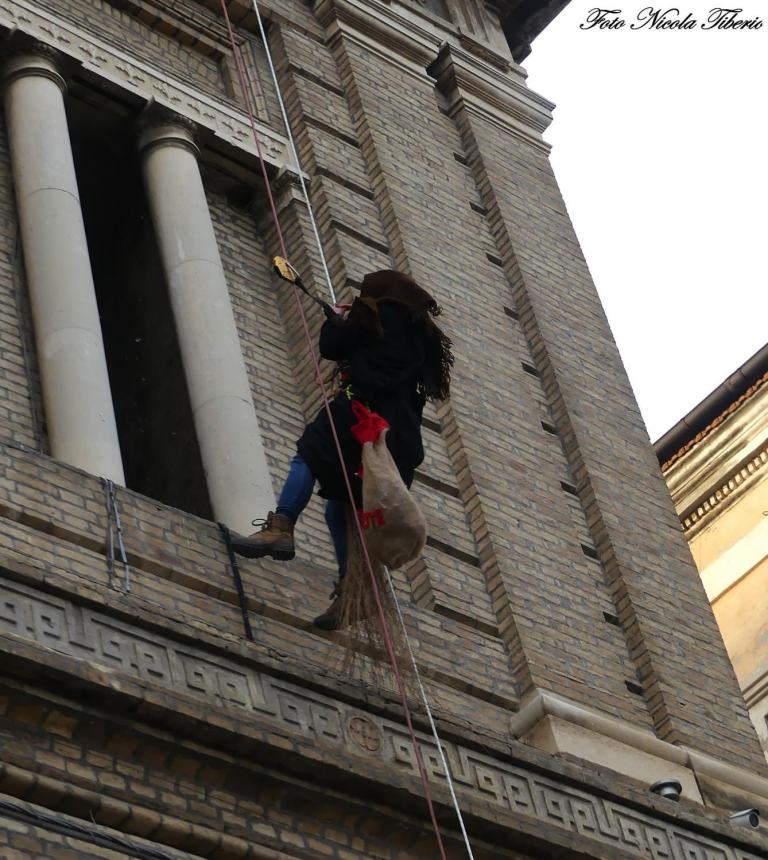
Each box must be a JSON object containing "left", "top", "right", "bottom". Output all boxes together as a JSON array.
[
  {"left": 2, "top": 49, "right": 125, "bottom": 482},
  {"left": 138, "top": 119, "right": 275, "bottom": 532}
]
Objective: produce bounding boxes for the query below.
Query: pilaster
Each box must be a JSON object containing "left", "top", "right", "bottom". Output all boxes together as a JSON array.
[{"left": 430, "top": 42, "right": 768, "bottom": 773}]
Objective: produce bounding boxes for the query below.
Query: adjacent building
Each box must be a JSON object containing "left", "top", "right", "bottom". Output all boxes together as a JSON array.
[
  {"left": 0, "top": 0, "right": 767, "bottom": 857},
  {"left": 657, "top": 343, "right": 768, "bottom": 758}
]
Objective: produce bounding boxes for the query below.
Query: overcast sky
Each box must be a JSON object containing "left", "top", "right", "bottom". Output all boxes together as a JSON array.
[{"left": 523, "top": 1, "right": 767, "bottom": 441}]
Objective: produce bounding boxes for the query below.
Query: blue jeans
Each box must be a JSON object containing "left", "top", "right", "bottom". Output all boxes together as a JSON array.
[{"left": 276, "top": 454, "right": 347, "bottom": 577}]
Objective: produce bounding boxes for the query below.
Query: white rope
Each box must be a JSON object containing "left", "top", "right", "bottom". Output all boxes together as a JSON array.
[
  {"left": 383, "top": 567, "right": 476, "bottom": 859},
  {"left": 250, "top": 0, "right": 336, "bottom": 304},
  {"left": 246, "top": 5, "right": 474, "bottom": 854}
]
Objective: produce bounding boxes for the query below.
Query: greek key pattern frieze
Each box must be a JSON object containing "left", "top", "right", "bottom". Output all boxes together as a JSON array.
[
  {"left": 0, "top": 578, "right": 760, "bottom": 859},
  {"left": 0, "top": 0, "right": 288, "bottom": 166}
]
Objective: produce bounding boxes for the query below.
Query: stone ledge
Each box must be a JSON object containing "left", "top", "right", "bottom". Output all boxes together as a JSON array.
[
  {"left": 0, "top": 512, "right": 517, "bottom": 717},
  {"left": 513, "top": 689, "right": 768, "bottom": 815},
  {"left": 0, "top": 438, "right": 519, "bottom": 717},
  {"left": 0, "top": 617, "right": 767, "bottom": 859},
  {"left": 0, "top": 564, "right": 512, "bottom": 757}
]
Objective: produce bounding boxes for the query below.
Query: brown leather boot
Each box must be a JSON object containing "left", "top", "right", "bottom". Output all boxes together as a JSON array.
[
  {"left": 313, "top": 581, "right": 344, "bottom": 630},
  {"left": 230, "top": 512, "right": 295, "bottom": 560}
]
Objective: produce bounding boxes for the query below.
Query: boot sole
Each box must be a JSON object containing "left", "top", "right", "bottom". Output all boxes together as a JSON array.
[
  {"left": 231, "top": 541, "right": 295, "bottom": 561},
  {"left": 313, "top": 615, "right": 341, "bottom": 631}
]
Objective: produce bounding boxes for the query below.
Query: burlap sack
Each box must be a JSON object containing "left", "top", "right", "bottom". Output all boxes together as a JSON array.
[{"left": 350, "top": 402, "right": 427, "bottom": 569}]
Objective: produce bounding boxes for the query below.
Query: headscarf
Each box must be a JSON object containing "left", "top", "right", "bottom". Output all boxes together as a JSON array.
[{"left": 348, "top": 270, "right": 453, "bottom": 400}]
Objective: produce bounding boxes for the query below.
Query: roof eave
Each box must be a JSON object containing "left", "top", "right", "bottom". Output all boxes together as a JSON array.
[
  {"left": 500, "top": 0, "right": 572, "bottom": 62},
  {"left": 654, "top": 341, "right": 768, "bottom": 466}
]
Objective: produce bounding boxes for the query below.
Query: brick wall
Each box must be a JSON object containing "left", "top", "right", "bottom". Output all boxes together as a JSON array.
[
  {"left": 0, "top": 122, "right": 44, "bottom": 454},
  {"left": 0, "top": 0, "right": 767, "bottom": 856},
  {"left": 444, "top": 83, "right": 764, "bottom": 768},
  {"left": 39, "top": 0, "right": 228, "bottom": 96},
  {"left": 325, "top": 31, "right": 652, "bottom": 723}
]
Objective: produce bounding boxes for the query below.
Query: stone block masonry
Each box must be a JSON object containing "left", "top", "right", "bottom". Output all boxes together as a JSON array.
[{"left": 0, "top": 0, "right": 767, "bottom": 856}]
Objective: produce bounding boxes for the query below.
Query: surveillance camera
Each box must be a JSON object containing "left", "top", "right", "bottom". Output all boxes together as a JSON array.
[
  {"left": 649, "top": 779, "right": 682, "bottom": 802},
  {"left": 728, "top": 808, "right": 760, "bottom": 829}
]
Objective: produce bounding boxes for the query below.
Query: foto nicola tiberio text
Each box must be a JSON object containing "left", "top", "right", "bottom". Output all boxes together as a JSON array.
[{"left": 580, "top": 7, "right": 763, "bottom": 28}]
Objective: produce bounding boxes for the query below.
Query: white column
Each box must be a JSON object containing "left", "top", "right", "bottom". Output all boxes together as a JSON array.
[
  {"left": 2, "top": 49, "right": 125, "bottom": 482},
  {"left": 138, "top": 120, "right": 275, "bottom": 531}
]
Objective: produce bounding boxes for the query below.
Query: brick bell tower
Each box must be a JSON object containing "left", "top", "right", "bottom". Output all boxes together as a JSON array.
[{"left": 0, "top": 0, "right": 767, "bottom": 858}]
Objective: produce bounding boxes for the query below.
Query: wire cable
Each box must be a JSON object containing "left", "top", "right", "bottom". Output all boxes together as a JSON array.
[
  {"left": 383, "top": 566, "right": 476, "bottom": 858},
  {"left": 248, "top": 0, "right": 336, "bottom": 304}
]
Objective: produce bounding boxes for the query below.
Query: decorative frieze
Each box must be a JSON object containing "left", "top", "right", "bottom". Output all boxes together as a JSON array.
[
  {"left": 680, "top": 444, "right": 768, "bottom": 535},
  {"left": 0, "top": 577, "right": 763, "bottom": 860},
  {"left": 0, "top": 0, "right": 289, "bottom": 168}
]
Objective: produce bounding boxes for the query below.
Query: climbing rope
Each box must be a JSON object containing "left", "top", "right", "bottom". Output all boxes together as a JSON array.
[
  {"left": 103, "top": 478, "right": 130, "bottom": 592},
  {"left": 219, "top": 522, "right": 255, "bottom": 641},
  {"left": 218, "top": 3, "right": 474, "bottom": 856}
]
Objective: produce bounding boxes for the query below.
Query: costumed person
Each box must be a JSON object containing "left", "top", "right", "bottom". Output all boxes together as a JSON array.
[{"left": 230, "top": 269, "right": 453, "bottom": 629}]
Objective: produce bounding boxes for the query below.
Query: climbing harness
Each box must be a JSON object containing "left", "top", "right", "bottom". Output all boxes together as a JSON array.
[
  {"left": 218, "top": 2, "right": 474, "bottom": 856},
  {"left": 103, "top": 478, "right": 130, "bottom": 593},
  {"left": 218, "top": 522, "right": 255, "bottom": 641}
]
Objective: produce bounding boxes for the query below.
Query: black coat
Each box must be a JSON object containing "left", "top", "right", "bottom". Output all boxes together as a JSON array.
[{"left": 297, "top": 300, "right": 427, "bottom": 502}]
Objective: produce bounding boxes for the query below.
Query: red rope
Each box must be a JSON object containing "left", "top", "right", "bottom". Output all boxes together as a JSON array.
[{"left": 218, "top": 4, "right": 448, "bottom": 856}]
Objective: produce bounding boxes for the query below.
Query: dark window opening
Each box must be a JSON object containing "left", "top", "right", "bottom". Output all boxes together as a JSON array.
[{"left": 67, "top": 95, "right": 212, "bottom": 519}]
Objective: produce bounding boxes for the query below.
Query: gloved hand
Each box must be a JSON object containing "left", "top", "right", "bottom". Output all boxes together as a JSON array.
[{"left": 321, "top": 301, "right": 340, "bottom": 321}]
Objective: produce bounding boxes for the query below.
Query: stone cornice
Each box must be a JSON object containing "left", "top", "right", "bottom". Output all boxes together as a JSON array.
[
  {"left": 512, "top": 689, "right": 768, "bottom": 806},
  {"left": 663, "top": 384, "right": 768, "bottom": 536},
  {"left": 744, "top": 666, "right": 768, "bottom": 711},
  {"left": 314, "top": 0, "right": 553, "bottom": 150},
  {"left": 315, "top": 0, "right": 516, "bottom": 79},
  {"left": 500, "top": 0, "right": 572, "bottom": 62},
  {"left": 315, "top": 0, "right": 444, "bottom": 80},
  {"left": 511, "top": 689, "right": 688, "bottom": 765},
  {"left": 429, "top": 41, "right": 553, "bottom": 151},
  {"left": 0, "top": 0, "right": 290, "bottom": 170},
  {"left": 678, "top": 441, "right": 768, "bottom": 537}
]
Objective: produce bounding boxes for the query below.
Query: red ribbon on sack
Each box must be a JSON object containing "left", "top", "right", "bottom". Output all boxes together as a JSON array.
[
  {"left": 350, "top": 400, "right": 389, "bottom": 445},
  {"left": 358, "top": 508, "right": 385, "bottom": 529}
]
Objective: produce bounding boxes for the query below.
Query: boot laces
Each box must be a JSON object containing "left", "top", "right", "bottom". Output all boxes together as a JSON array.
[{"left": 250, "top": 512, "right": 275, "bottom": 532}]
